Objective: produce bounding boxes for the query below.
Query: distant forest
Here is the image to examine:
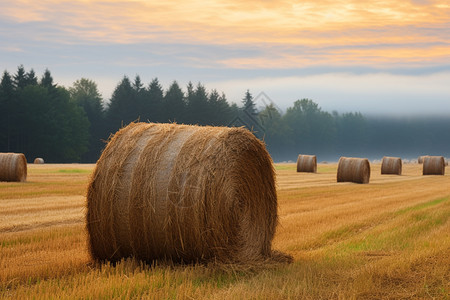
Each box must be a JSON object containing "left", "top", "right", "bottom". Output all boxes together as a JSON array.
[{"left": 1, "top": 65, "right": 449, "bottom": 163}]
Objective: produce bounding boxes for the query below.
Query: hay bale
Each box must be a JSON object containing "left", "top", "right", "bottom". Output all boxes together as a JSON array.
[
  {"left": 381, "top": 156, "right": 402, "bottom": 175},
  {"left": 296, "top": 154, "right": 317, "bottom": 173},
  {"left": 423, "top": 156, "right": 445, "bottom": 175},
  {"left": 86, "top": 122, "right": 291, "bottom": 265},
  {"left": 337, "top": 157, "right": 370, "bottom": 184},
  {"left": 418, "top": 155, "right": 428, "bottom": 164},
  {"left": 0, "top": 153, "right": 27, "bottom": 182},
  {"left": 34, "top": 158, "right": 44, "bottom": 164}
]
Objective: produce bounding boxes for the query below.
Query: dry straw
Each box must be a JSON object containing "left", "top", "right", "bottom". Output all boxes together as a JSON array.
[
  {"left": 337, "top": 157, "right": 370, "bottom": 184},
  {"left": 86, "top": 122, "right": 291, "bottom": 265},
  {"left": 423, "top": 156, "right": 445, "bottom": 175},
  {"left": 381, "top": 156, "right": 402, "bottom": 175},
  {"left": 0, "top": 153, "right": 27, "bottom": 182},
  {"left": 34, "top": 158, "right": 44, "bottom": 164},
  {"left": 296, "top": 154, "right": 317, "bottom": 173}
]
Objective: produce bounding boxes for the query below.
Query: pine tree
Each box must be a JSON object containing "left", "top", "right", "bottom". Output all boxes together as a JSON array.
[
  {"left": 40, "top": 69, "right": 56, "bottom": 90},
  {"left": 242, "top": 89, "right": 257, "bottom": 116},
  {"left": 13, "top": 65, "right": 27, "bottom": 90},
  {"left": 208, "top": 89, "right": 232, "bottom": 126},
  {"left": 107, "top": 76, "right": 134, "bottom": 133},
  {"left": 163, "top": 81, "right": 185, "bottom": 123},
  {"left": 0, "top": 71, "right": 14, "bottom": 151},
  {"left": 25, "top": 69, "right": 38, "bottom": 86},
  {"left": 145, "top": 78, "right": 164, "bottom": 122},
  {"left": 186, "top": 82, "right": 208, "bottom": 125}
]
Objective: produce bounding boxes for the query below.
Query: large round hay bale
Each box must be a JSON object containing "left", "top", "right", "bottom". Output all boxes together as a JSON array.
[
  {"left": 296, "top": 154, "right": 317, "bottom": 173},
  {"left": 381, "top": 156, "right": 402, "bottom": 175},
  {"left": 337, "top": 157, "right": 370, "bottom": 184},
  {"left": 423, "top": 156, "right": 445, "bottom": 175},
  {"left": 34, "top": 158, "right": 44, "bottom": 164},
  {"left": 86, "top": 122, "right": 290, "bottom": 265},
  {"left": 0, "top": 153, "right": 27, "bottom": 182}
]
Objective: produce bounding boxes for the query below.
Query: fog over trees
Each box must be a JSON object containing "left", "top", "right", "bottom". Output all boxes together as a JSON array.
[{"left": 1, "top": 66, "right": 449, "bottom": 163}]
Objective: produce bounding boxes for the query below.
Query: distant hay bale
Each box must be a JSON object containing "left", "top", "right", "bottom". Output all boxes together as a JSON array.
[
  {"left": 296, "top": 154, "right": 317, "bottom": 173},
  {"left": 423, "top": 156, "right": 445, "bottom": 175},
  {"left": 86, "top": 122, "right": 291, "bottom": 265},
  {"left": 381, "top": 156, "right": 402, "bottom": 175},
  {"left": 418, "top": 155, "right": 428, "bottom": 164},
  {"left": 337, "top": 157, "right": 370, "bottom": 184},
  {"left": 0, "top": 153, "right": 27, "bottom": 182},
  {"left": 34, "top": 158, "right": 44, "bottom": 164}
]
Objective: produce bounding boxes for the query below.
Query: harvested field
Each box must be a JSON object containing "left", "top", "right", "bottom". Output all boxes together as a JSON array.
[{"left": 1, "top": 163, "right": 449, "bottom": 299}]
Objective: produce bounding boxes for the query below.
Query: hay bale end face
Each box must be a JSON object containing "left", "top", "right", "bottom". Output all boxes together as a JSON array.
[
  {"left": 296, "top": 154, "right": 317, "bottom": 173},
  {"left": 423, "top": 156, "right": 445, "bottom": 175},
  {"left": 86, "top": 122, "right": 290, "bottom": 265},
  {"left": 34, "top": 158, "right": 44, "bottom": 164},
  {"left": 0, "top": 153, "right": 27, "bottom": 182},
  {"left": 337, "top": 157, "right": 370, "bottom": 184},
  {"left": 381, "top": 156, "right": 402, "bottom": 175}
]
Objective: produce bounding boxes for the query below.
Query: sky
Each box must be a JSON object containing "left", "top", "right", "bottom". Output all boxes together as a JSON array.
[{"left": 1, "top": 0, "right": 449, "bottom": 116}]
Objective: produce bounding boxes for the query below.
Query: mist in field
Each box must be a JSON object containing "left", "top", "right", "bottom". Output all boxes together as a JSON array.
[{"left": 269, "top": 114, "right": 450, "bottom": 163}]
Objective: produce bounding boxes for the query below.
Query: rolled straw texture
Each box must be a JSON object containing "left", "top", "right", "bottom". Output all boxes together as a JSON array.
[
  {"left": 381, "top": 156, "right": 402, "bottom": 175},
  {"left": 0, "top": 153, "right": 27, "bottom": 182},
  {"left": 337, "top": 157, "right": 370, "bottom": 184},
  {"left": 296, "top": 154, "right": 317, "bottom": 173},
  {"left": 86, "top": 122, "right": 290, "bottom": 264},
  {"left": 34, "top": 158, "right": 44, "bottom": 164},
  {"left": 423, "top": 156, "right": 445, "bottom": 175}
]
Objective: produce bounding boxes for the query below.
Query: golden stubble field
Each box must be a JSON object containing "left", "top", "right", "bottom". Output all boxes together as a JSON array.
[{"left": 1, "top": 162, "right": 449, "bottom": 299}]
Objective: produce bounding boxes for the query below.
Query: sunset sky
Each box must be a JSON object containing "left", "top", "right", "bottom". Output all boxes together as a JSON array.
[{"left": 1, "top": 0, "right": 449, "bottom": 115}]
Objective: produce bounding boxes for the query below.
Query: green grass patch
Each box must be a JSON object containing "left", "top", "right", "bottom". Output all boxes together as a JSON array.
[
  {"left": 274, "top": 164, "right": 296, "bottom": 171},
  {"left": 317, "top": 166, "right": 337, "bottom": 173},
  {"left": 395, "top": 196, "right": 449, "bottom": 215},
  {"left": 58, "top": 169, "right": 91, "bottom": 174},
  {"left": 292, "top": 196, "right": 450, "bottom": 257},
  {"left": 333, "top": 198, "right": 450, "bottom": 255}
]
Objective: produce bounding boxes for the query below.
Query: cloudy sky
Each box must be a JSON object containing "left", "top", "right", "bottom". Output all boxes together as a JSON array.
[{"left": 1, "top": 0, "right": 449, "bottom": 115}]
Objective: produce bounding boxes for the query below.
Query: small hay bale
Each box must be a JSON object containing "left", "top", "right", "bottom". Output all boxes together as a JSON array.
[
  {"left": 381, "top": 156, "right": 402, "bottom": 175},
  {"left": 423, "top": 156, "right": 445, "bottom": 175},
  {"left": 296, "top": 154, "right": 317, "bottom": 173},
  {"left": 34, "top": 158, "right": 44, "bottom": 164},
  {"left": 418, "top": 155, "right": 428, "bottom": 164},
  {"left": 0, "top": 153, "right": 27, "bottom": 182},
  {"left": 86, "top": 122, "right": 291, "bottom": 265},
  {"left": 337, "top": 157, "right": 370, "bottom": 184}
]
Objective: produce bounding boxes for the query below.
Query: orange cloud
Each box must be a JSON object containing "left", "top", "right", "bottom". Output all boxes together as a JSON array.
[{"left": 1, "top": 0, "right": 448, "bottom": 68}]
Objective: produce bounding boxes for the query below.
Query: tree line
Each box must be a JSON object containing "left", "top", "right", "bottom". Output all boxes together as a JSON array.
[{"left": 1, "top": 65, "right": 449, "bottom": 163}]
